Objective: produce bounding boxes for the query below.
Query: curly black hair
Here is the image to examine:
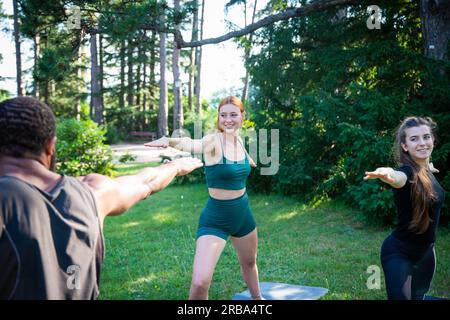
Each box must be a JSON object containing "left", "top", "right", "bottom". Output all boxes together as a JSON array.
[{"left": 0, "top": 96, "right": 56, "bottom": 157}]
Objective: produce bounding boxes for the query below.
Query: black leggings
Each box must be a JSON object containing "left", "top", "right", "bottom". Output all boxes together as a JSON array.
[{"left": 380, "top": 234, "right": 436, "bottom": 300}]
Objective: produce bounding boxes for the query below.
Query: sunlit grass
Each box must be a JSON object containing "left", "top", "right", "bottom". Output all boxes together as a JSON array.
[{"left": 99, "top": 163, "right": 450, "bottom": 300}]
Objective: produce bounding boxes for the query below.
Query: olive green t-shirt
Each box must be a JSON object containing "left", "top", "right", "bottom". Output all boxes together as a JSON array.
[{"left": 0, "top": 175, "right": 104, "bottom": 300}]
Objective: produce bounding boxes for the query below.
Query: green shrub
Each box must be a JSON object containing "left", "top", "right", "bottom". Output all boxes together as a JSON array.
[
  {"left": 119, "top": 152, "right": 137, "bottom": 163},
  {"left": 182, "top": 108, "right": 217, "bottom": 138},
  {"left": 105, "top": 123, "right": 127, "bottom": 144},
  {"left": 56, "top": 118, "right": 114, "bottom": 176},
  {"left": 0, "top": 89, "right": 10, "bottom": 103},
  {"left": 345, "top": 181, "right": 397, "bottom": 225},
  {"left": 244, "top": 1, "right": 449, "bottom": 226}
]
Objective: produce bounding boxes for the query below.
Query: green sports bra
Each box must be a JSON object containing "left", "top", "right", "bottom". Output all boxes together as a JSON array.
[{"left": 204, "top": 135, "right": 251, "bottom": 190}]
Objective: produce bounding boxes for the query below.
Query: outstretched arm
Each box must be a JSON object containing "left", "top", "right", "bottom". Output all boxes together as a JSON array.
[
  {"left": 364, "top": 167, "right": 407, "bottom": 189},
  {"left": 144, "top": 134, "right": 216, "bottom": 154},
  {"left": 80, "top": 157, "right": 203, "bottom": 224}
]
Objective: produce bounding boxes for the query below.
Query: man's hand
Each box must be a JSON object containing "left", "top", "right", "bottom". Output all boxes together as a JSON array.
[
  {"left": 83, "top": 156, "right": 203, "bottom": 222},
  {"left": 170, "top": 157, "right": 203, "bottom": 176}
]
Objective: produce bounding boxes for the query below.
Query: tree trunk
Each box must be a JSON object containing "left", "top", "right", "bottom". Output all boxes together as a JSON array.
[
  {"left": 33, "top": 35, "right": 40, "bottom": 98},
  {"left": 127, "top": 38, "right": 134, "bottom": 107},
  {"left": 149, "top": 31, "right": 156, "bottom": 111},
  {"left": 119, "top": 39, "right": 126, "bottom": 109},
  {"left": 173, "top": 0, "right": 183, "bottom": 130},
  {"left": 99, "top": 33, "right": 105, "bottom": 117},
  {"left": 41, "top": 34, "right": 49, "bottom": 104},
  {"left": 43, "top": 83, "right": 49, "bottom": 105},
  {"left": 195, "top": 0, "right": 205, "bottom": 113},
  {"left": 75, "top": 41, "right": 84, "bottom": 120},
  {"left": 142, "top": 38, "right": 147, "bottom": 129},
  {"left": 90, "top": 33, "right": 102, "bottom": 124},
  {"left": 241, "top": 72, "right": 250, "bottom": 103},
  {"left": 242, "top": 0, "right": 258, "bottom": 103},
  {"left": 13, "top": 0, "right": 22, "bottom": 96},
  {"left": 158, "top": 11, "right": 169, "bottom": 138},
  {"left": 136, "top": 46, "right": 141, "bottom": 110},
  {"left": 420, "top": 0, "right": 450, "bottom": 60},
  {"left": 188, "top": 0, "right": 199, "bottom": 111}
]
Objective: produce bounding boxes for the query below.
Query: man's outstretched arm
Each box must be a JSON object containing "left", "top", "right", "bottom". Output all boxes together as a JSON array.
[{"left": 80, "top": 157, "right": 203, "bottom": 223}]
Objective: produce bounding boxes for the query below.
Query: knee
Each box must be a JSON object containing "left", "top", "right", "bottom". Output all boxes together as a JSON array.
[
  {"left": 191, "top": 278, "right": 211, "bottom": 294},
  {"left": 240, "top": 258, "right": 257, "bottom": 270}
]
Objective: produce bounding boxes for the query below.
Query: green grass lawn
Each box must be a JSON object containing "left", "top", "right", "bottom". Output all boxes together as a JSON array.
[{"left": 99, "top": 163, "right": 450, "bottom": 300}]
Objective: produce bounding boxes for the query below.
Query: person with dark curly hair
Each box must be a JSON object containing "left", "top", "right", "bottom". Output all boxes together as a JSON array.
[
  {"left": 364, "top": 116, "right": 445, "bottom": 300},
  {"left": 0, "top": 96, "right": 203, "bottom": 300}
]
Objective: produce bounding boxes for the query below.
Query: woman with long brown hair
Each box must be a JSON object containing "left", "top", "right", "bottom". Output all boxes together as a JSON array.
[
  {"left": 364, "top": 116, "right": 445, "bottom": 300},
  {"left": 145, "top": 96, "right": 263, "bottom": 300}
]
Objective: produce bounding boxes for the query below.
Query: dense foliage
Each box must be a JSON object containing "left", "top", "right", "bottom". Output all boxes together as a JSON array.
[
  {"left": 2, "top": 0, "right": 448, "bottom": 226},
  {"left": 246, "top": 0, "right": 449, "bottom": 224},
  {"left": 56, "top": 118, "right": 114, "bottom": 176}
]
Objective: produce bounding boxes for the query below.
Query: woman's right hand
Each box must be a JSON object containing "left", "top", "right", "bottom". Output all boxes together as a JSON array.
[
  {"left": 364, "top": 167, "right": 396, "bottom": 184},
  {"left": 144, "top": 136, "right": 169, "bottom": 148}
]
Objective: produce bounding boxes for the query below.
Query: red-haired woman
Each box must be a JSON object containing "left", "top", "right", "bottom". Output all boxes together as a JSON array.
[
  {"left": 364, "top": 117, "right": 445, "bottom": 300},
  {"left": 145, "top": 96, "right": 262, "bottom": 300}
]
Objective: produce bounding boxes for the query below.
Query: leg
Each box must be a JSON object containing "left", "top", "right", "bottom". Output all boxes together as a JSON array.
[
  {"left": 189, "top": 235, "right": 227, "bottom": 300},
  {"left": 231, "top": 228, "right": 262, "bottom": 299},
  {"left": 381, "top": 255, "right": 414, "bottom": 300},
  {"left": 380, "top": 235, "right": 416, "bottom": 300},
  {"left": 411, "top": 245, "right": 436, "bottom": 300}
]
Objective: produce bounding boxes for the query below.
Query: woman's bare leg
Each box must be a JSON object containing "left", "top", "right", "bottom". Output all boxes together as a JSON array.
[
  {"left": 231, "top": 229, "right": 262, "bottom": 299},
  {"left": 189, "top": 235, "right": 227, "bottom": 300}
]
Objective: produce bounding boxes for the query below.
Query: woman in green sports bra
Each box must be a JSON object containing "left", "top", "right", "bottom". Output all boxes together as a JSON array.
[{"left": 145, "top": 96, "right": 263, "bottom": 300}]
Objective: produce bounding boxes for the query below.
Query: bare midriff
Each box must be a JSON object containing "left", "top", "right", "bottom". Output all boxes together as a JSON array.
[{"left": 208, "top": 187, "right": 246, "bottom": 200}]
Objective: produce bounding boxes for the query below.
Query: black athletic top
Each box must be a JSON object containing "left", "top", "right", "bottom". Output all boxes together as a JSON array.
[
  {"left": 0, "top": 175, "right": 104, "bottom": 300},
  {"left": 392, "top": 165, "right": 445, "bottom": 246}
]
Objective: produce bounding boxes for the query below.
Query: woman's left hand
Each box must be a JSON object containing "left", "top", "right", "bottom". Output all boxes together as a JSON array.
[{"left": 429, "top": 162, "right": 439, "bottom": 173}]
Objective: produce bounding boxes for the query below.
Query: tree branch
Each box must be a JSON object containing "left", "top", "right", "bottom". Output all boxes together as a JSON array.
[
  {"left": 89, "top": 0, "right": 356, "bottom": 48},
  {"left": 176, "top": 0, "right": 356, "bottom": 48}
]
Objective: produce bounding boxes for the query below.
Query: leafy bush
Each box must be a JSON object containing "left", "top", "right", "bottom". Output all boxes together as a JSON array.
[
  {"left": 345, "top": 181, "right": 397, "bottom": 226},
  {"left": 105, "top": 123, "right": 127, "bottom": 144},
  {"left": 104, "top": 104, "right": 158, "bottom": 139},
  {"left": 181, "top": 108, "right": 217, "bottom": 138},
  {"left": 56, "top": 118, "right": 114, "bottom": 176},
  {"left": 245, "top": 1, "right": 449, "bottom": 225},
  {"left": 118, "top": 152, "right": 137, "bottom": 163},
  {"left": 0, "top": 89, "right": 10, "bottom": 103}
]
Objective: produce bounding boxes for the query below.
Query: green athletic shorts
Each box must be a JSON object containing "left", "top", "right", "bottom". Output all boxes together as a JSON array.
[{"left": 197, "top": 192, "right": 256, "bottom": 240}]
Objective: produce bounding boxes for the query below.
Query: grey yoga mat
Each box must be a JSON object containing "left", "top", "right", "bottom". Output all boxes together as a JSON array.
[{"left": 232, "top": 282, "right": 328, "bottom": 300}]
